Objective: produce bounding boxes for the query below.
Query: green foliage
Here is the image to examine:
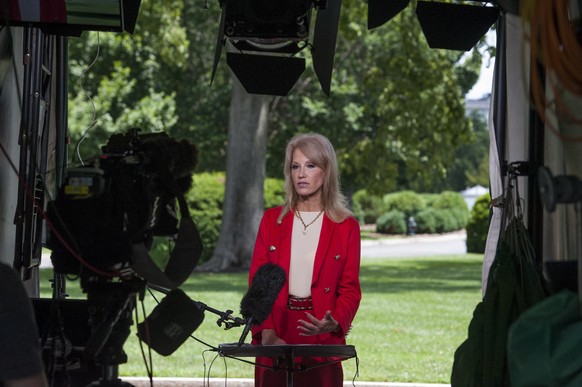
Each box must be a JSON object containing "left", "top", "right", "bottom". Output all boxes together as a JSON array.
[
  {"left": 185, "top": 172, "right": 225, "bottom": 262},
  {"left": 67, "top": 0, "right": 231, "bottom": 169},
  {"left": 384, "top": 191, "right": 426, "bottom": 217},
  {"left": 433, "top": 209, "right": 460, "bottom": 233},
  {"left": 442, "top": 111, "right": 490, "bottom": 191},
  {"left": 431, "top": 191, "right": 470, "bottom": 228},
  {"left": 180, "top": 173, "right": 285, "bottom": 261},
  {"left": 352, "top": 189, "right": 385, "bottom": 224},
  {"left": 420, "top": 193, "right": 439, "bottom": 208},
  {"left": 375, "top": 190, "right": 469, "bottom": 235},
  {"left": 376, "top": 210, "right": 407, "bottom": 234},
  {"left": 466, "top": 193, "right": 491, "bottom": 253},
  {"left": 265, "top": 0, "right": 483, "bottom": 194},
  {"left": 414, "top": 208, "right": 459, "bottom": 234},
  {"left": 66, "top": 0, "right": 485, "bottom": 195},
  {"left": 415, "top": 208, "right": 438, "bottom": 234},
  {"left": 263, "top": 178, "right": 285, "bottom": 209}
]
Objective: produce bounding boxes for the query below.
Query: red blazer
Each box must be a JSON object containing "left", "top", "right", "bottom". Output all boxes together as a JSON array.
[{"left": 249, "top": 206, "right": 361, "bottom": 344}]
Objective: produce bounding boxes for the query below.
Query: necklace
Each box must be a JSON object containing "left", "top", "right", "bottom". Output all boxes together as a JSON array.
[{"left": 295, "top": 210, "right": 324, "bottom": 235}]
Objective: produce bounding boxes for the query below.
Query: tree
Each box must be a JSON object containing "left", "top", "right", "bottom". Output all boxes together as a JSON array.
[
  {"left": 64, "top": 0, "right": 487, "bottom": 271},
  {"left": 439, "top": 110, "right": 490, "bottom": 191},
  {"left": 266, "top": 0, "right": 484, "bottom": 195},
  {"left": 200, "top": 78, "right": 270, "bottom": 270},
  {"left": 67, "top": 0, "right": 231, "bottom": 169}
]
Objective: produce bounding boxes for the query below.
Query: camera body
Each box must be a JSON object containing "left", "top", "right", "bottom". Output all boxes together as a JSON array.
[{"left": 47, "top": 129, "right": 197, "bottom": 276}]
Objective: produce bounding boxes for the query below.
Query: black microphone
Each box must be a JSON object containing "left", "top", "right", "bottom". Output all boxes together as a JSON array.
[{"left": 237, "top": 263, "right": 286, "bottom": 346}]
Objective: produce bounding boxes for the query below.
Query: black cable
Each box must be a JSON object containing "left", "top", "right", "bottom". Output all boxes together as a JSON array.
[{"left": 135, "top": 300, "right": 154, "bottom": 386}]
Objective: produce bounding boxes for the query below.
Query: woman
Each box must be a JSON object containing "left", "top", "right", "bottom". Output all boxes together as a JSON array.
[{"left": 249, "top": 133, "right": 361, "bottom": 386}]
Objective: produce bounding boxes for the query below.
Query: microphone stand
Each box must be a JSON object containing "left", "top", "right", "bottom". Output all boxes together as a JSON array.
[
  {"left": 192, "top": 300, "right": 246, "bottom": 330},
  {"left": 237, "top": 317, "right": 253, "bottom": 346}
]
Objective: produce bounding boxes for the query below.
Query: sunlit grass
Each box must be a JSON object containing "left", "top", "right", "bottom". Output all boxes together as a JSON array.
[{"left": 38, "top": 254, "right": 483, "bottom": 383}]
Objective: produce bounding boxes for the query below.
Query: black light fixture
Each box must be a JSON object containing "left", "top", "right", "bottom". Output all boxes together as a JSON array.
[
  {"left": 416, "top": 1, "right": 499, "bottom": 51},
  {"left": 211, "top": 0, "right": 342, "bottom": 96},
  {"left": 367, "top": 0, "right": 410, "bottom": 30},
  {"left": 367, "top": 0, "right": 499, "bottom": 52},
  {"left": 0, "top": 0, "right": 142, "bottom": 36}
]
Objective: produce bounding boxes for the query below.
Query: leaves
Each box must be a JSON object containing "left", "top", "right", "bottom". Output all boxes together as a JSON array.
[{"left": 66, "top": 0, "right": 487, "bottom": 193}]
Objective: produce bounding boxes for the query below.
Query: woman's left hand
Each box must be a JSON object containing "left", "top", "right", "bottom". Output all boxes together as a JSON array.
[{"left": 297, "top": 310, "right": 340, "bottom": 336}]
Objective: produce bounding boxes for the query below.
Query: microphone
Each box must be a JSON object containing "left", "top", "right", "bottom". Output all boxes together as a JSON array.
[{"left": 237, "top": 263, "right": 286, "bottom": 346}]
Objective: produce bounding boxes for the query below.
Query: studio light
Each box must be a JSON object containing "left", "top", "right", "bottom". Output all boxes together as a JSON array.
[
  {"left": 367, "top": 0, "right": 499, "bottom": 52},
  {"left": 212, "top": 0, "right": 342, "bottom": 96},
  {"left": 416, "top": 1, "right": 499, "bottom": 51},
  {"left": 367, "top": 0, "right": 410, "bottom": 30}
]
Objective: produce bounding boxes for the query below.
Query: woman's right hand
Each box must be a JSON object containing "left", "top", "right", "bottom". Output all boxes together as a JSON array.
[{"left": 261, "top": 329, "right": 286, "bottom": 345}]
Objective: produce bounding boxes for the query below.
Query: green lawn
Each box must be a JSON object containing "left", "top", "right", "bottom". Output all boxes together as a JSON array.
[{"left": 39, "top": 254, "right": 483, "bottom": 384}]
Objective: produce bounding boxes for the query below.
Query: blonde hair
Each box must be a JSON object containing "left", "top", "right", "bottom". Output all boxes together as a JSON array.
[{"left": 277, "top": 133, "right": 352, "bottom": 223}]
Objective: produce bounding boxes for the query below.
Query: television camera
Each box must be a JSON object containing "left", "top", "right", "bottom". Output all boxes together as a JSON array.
[
  {"left": 47, "top": 128, "right": 201, "bottom": 280},
  {"left": 43, "top": 129, "right": 207, "bottom": 386}
]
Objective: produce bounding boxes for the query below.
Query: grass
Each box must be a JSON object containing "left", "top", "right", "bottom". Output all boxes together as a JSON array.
[{"left": 38, "top": 254, "right": 483, "bottom": 384}]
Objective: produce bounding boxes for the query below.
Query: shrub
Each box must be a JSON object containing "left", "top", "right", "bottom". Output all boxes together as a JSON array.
[
  {"left": 376, "top": 210, "right": 407, "bottom": 235},
  {"left": 264, "top": 177, "right": 285, "bottom": 209},
  {"left": 432, "top": 191, "right": 470, "bottom": 227},
  {"left": 420, "top": 193, "right": 439, "bottom": 208},
  {"left": 384, "top": 191, "right": 426, "bottom": 217},
  {"left": 415, "top": 208, "right": 438, "bottom": 234},
  {"left": 433, "top": 209, "right": 459, "bottom": 233},
  {"left": 352, "top": 189, "right": 385, "bottom": 224},
  {"left": 185, "top": 172, "right": 226, "bottom": 263},
  {"left": 466, "top": 193, "right": 491, "bottom": 253},
  {"left": 157, "top": 173, "right": 287, "bottom": 263}
]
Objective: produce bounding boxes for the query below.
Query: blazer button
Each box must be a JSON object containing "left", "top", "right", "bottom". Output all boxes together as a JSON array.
[
  {"left": 324, "top": 287, "right": 330, "bottom": 293},
  {"left": 334, "top": 255, "right": 340, "bottom": 261},
  {"left": 269, "top": 246, "right": 276, "bottom": 252}
]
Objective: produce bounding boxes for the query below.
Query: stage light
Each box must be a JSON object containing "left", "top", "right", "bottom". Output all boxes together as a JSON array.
[
  {"left": 367, "top": 1, "right": 499, "bottom": 52},
  {"left": 211, "top": 0, "right": 342, "bottom": 96},
  {"left": 415, "top": 1, "right": 499, "bottom": 51},
  {"left": 367, "top": 0, "right": 410, "bottom": 30}
]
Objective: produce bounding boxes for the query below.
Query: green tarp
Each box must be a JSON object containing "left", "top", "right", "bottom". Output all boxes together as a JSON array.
[
  {"left": 451, "top": 216, "right": 549, "bottom": 386},
  {"left": 508, "top": 290, "right": 582, "bottom": 387}
]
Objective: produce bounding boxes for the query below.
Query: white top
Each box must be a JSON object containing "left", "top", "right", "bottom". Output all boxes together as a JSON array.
[{"left": 289, "top": 211, "right": 323, "bottom": 297}]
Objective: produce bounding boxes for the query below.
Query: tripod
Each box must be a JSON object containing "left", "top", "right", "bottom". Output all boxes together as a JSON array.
[{"left": 83, "top": 279, "right": 145, "bottom": 387}]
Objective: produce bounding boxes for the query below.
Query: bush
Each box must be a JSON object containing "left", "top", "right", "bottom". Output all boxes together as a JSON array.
[
  {"left": 414, "top": 208, "right": 465, "bottom": 234},
  {"left": 264, "top": 177, "right": 285, "bottom": 209},
  {"left": 466, "top": 193, "right": 491, "bottom": 253},
  {"left": 160, "top": 173, "right": 286, "bottom": 263},
  {"left": 432, "top": 191, "right": 470, "bottom": 227},
  {"left": 352, "top": 189, "right": 385, "bottom": 224},
  {"left": 433, "top": 209, "right": 459, "bottom": 233},
  {"left": 420, "top": 193, "right": 439, "bottom": 208},
  {"left": 185, "top": 172, "right": 226, "bottom": 263},
  {"left": 376, "top": 210, "right": 407, "bottom": 235},
  {"left": 415, "top": 208, "right": 438, "bottom": 234},
  {"left": 384, "top": 191, "right": 426, "bottom": 217}
]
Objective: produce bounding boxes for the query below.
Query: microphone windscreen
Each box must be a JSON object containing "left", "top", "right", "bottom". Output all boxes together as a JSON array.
[
  {"left": 137, "top": 289, "right": 204, "bottom": 356},
  {"left": 240, "top": 263, "right": 286, "bottom": 324}
]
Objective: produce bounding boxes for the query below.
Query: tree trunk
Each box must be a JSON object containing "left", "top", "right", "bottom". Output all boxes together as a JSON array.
[{"left": 200, "top": 75, "right": 269, "bottom": 271}]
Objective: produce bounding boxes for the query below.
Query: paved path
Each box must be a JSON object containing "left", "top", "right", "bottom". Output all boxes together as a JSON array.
[
  {"left": 361, "top": 231, "right": 467, "bottom": 259},
  {"left": 40, "top": 231, "right": 467, "bottom": 268}
]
